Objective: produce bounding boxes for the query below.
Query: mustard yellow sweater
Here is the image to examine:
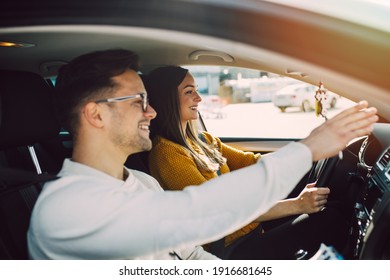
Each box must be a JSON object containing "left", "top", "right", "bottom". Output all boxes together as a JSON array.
[{"left": 149, "top": 131, "right": 261, "bottom": 247}]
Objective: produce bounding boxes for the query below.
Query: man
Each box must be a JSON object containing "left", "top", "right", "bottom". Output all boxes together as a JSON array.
[{"left": 27, "top": 49, "right": 378, "bottom": 259}]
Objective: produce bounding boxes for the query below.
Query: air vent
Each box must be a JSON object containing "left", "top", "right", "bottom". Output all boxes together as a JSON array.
[{"left": 378, "top": 148, "right": 390, "bottom": 169}]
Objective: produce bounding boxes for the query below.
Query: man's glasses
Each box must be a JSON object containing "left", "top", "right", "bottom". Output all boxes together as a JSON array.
[{"left": 95, "top": 93, "right": 148, "bottom": 112}]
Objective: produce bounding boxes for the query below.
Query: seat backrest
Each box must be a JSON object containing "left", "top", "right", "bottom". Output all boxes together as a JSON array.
[
  {"left": 0, "top": 70, "right": 61, "bottom": 259},
  {"left": 125, "top": 151, "right": 151, "bottom": 174}
]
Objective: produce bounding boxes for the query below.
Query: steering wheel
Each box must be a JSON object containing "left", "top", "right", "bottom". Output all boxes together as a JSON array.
[{"left": 307, "top": 155, "right": 340, "bottom": 188}]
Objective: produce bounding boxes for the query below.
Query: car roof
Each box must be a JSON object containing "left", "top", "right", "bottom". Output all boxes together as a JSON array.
[{"left": 1, "top": 0, "right": 389, "bottom": 120}]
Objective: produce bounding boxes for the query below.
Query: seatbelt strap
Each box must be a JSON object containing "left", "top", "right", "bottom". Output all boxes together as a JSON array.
[{"left": 0, "top": 168, "right": 57, "bottom": 194}]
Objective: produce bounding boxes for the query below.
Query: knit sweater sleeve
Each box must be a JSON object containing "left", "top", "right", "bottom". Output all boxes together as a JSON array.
[
  {"left": 149, "top": 138, "right": 208, "bottom": 191},
  {"left": 202, "top": 131, "right": 260, "bottom": 171}
]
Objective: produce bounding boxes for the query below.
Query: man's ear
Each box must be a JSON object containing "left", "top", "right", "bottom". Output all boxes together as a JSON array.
[{"left": 83, "top": 102, "right": 105, "bottom": 128}]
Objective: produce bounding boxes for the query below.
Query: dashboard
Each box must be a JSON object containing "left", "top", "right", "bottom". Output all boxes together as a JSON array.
[{"left": 354, "top": 123, "right": 390, "bottom": 259}]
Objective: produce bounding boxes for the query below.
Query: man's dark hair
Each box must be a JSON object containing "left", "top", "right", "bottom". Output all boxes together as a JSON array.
[{"left": 55, "top": 49, "right": 140, "bottom": 136}]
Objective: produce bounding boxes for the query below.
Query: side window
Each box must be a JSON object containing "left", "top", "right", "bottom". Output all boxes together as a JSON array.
[{"left": 183, "top": 65, "right": 356, "bottom": 139}]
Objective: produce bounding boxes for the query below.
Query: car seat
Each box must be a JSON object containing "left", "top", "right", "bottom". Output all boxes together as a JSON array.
[{"left": 0, "top": 70, "right": 62, "bottom": 259}]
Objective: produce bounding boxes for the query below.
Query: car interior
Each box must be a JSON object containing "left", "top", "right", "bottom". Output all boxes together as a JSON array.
[{"left": 0, "top": 0, "right": 389, "bottom": 260}]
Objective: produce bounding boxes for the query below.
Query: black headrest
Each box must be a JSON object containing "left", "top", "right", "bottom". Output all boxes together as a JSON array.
[{"left": 0, "top": 70, "right": 60, "bottom": 149}]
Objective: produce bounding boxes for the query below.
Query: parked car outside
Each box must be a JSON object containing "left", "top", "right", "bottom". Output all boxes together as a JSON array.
[{"left": 273, "top": 83, "right": 339, "bottom": 112}]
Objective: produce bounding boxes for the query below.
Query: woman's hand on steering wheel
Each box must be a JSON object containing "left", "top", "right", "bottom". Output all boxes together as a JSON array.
[{"left": 295, "top": 182, "right": 330, "bottom": 214}]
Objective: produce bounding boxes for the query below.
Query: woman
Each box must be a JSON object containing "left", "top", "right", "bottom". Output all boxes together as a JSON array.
[{"left": 145, "top": 66, "right": 348, "bottom": 259}]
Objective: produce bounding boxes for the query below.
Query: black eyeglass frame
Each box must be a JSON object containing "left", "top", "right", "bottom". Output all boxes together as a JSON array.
[{"left": 95, "top": 93, "right": 148, "bottom": 112}]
